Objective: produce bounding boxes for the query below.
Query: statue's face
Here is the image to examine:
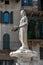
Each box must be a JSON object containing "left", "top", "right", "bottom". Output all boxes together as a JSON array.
[{"left": 20, "top": 10, "right": 26, "bottom": 16}]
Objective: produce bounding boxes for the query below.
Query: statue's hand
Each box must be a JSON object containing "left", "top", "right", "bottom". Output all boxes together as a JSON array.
[{"left": 11, "top": 26, "right": 19, "bottom": 32}]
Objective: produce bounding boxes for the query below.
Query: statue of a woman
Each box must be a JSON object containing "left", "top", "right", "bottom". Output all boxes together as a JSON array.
[{"left": 19, "top": 10, "right": 28, "bottom": 49}]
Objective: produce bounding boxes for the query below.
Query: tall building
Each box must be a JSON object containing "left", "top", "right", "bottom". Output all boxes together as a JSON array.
[
  {"left": 0, "top": 0, "right": 21, "bottom": 65},
  {"left": 0, "top": 0, "right": 43, "bottom": 65}
]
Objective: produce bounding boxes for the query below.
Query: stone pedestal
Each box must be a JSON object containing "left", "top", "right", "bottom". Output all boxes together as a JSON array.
[
  {"left": 16, "top": 58, "right": 31, "bottom": 65},
  {"left": 10, "top": 47, "right": 38, "bottom": 65}
]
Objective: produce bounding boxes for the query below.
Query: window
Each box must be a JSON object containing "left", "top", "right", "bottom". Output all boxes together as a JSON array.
[
  {"left": 38, "top": 0, "right": 43, "bottom": 11},
  {"left": 1, "top": 0, "right": 9, "bottom": 4},
  {"left": 8, "top": 60, "right": 14, "bottom": 65},
  {"left": 39, "top": 18, "right": 43, "bottom": 39},
  {"left": 0, "top": 11, "right": 13, "bottom": 24},
  {"left": 27, "top": 18, "right": 35, "bottom": 39},
  {"left": 3, "top": 11, "right": 13, "bottom": 24},
  {"left": 3, "top": 34, "right": 10, "bottom": 50},
  {"left": 40, "top": 0, "right": 43, "bottom": 10},
  {"left": 0, "top": 60, "right": 14, "bottom": 65},
  {"left": 5, "top": 0, "right": 9, "bottom": 4},
  {"left": 3, "top": 11, "right": 9, "bottom": 23},
  {"left": 1, "top": 0, "right": 4, "bottom": 2},
  {"left": 16, "top": 0, "right": 20, "bottom": 3},
  {"left": 27, "top": 17, "right": 40, "bottom": 39},
  {"left": 35, "top": 21, "right": 40, "bottom": 39},
  {"left": 40, "top": 47, "right": 43, "bottom": 59},
  {"left": 22, "top": 0, "right": 32, "bottom": 6}
]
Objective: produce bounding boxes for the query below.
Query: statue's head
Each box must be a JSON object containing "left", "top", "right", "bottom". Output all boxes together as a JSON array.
[{"left": 20, "top": 9, "right": 26, "bottom": 16}]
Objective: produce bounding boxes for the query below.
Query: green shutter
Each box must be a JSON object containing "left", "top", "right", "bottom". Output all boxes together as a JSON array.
[
  {"left": 35, "top": 32, "right": 40, "bottom": 39},
  {"left": 27, "top": 18, "right": 35, "bottom": 39},
  {"left": 35, "top": 19, "right": 40, "bottom": 39},
  {"left": 10, "top": 11, "right": 13, "bottom": 24},
  {"left": 1, "top": 11, "right": 3, "bottom": 23},
  {"left": 27, "top": 31, "right": 33, "bottom": 39},
  {"left": 0, "top": 11, "right": 3, "bottom": 23},
  {"left": 39, "top": 18, "right": 43, "bottom": 39},
  {"left": 27, "top": 17, "right": 41, "bottom": 39}
]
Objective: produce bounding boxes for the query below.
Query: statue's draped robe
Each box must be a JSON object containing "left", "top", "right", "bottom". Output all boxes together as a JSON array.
[{"left": 19, "top": 16, "right": 28, "bottom": 48}]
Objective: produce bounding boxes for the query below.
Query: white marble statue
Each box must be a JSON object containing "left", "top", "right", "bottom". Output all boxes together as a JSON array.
[
  {"left": 9, "top": 10, "right": 38, "bottom": 65},
  {"left": 19, "top": 9, "right": 28, "bottom": 49}
]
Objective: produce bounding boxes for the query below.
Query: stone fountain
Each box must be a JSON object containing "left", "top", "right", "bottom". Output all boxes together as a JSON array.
[{"left": 9, "top": 10, "right": 38, "bottom": 65}]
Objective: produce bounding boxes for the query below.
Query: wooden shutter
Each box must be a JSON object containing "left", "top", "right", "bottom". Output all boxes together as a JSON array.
[
  {"left": 0, "top": 11, "right": 3, "bottom": 23},
  {"left": 10, "top": 11, "right": 13, "bottom": 24}
]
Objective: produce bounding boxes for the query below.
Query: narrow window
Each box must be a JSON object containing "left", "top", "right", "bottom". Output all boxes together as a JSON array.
[
  {"left": 40, "top": 47, "right": 43, "bottom": 59},
  {"left": 3, "top": 11, "right": 9, "bottom": 23},
  {"left": 5, "top": 0, "right": 9, "bottom": 4},
  {"left": 10, "top": 11, "right": 13, "bottom": 24},
  {"left": 39, "top": 18, "right": 43, "bottom": 39},
  {"left": 40, "top": 0, "right": 43, "bottom": 10},
  {"left": 22, "top": 0, "right": 32, "bottom": 6},
  {"left": 38, "top": 0, "right": 43, "bottom": 11},
  {"left": 3, "top": 34, "right": 10, "bottom": 50},
  {"left": 27, "top": 18, "right": 35, "bottom": 39}
]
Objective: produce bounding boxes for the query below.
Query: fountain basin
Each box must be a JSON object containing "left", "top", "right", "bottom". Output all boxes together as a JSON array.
[{"left": 10, "top": 49, "right": 37, "bottom": 58}]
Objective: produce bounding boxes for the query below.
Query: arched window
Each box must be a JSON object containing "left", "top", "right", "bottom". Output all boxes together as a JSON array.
[
  {"left": 3, "top": 34, "right": 10, "bottom": 50},
  {"left": 3, "top": 11, "right": 9, "bottom": 23},
  {"left": 22, "top": 0, "right": 32, "bottom": 6}
]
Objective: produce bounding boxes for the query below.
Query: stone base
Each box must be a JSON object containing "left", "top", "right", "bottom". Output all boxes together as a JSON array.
[
  {"left": 16, "top": 58, "right": 31, "bottom": 65},
  {"left": 16, "top": 62, "right": 30, "bottom": 65}
]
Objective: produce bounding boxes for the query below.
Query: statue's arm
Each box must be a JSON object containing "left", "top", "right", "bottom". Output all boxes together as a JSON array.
[
  {"left": 19, "top": 22, "right": 27, "bottom": 28},
  {"left": 19, "top": 17, "right": 28, "bottom": 28},
  {"left": 11, "top": 17, "right": 28, "bottom": 31}
]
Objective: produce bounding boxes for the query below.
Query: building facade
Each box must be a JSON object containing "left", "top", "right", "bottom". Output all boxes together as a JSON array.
[{"left": 0, "top": 0, "right": 43, "bottom": 65}]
